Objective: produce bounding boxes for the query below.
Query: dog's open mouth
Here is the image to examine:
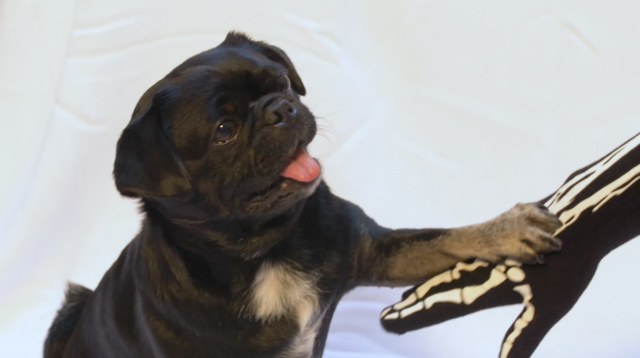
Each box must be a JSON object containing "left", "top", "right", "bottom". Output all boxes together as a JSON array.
[
  {"left": 280, "top": 146, "right": 320, "bottom": 182},
  {"left": 249, "top": 146, "right": 321, "bottom": 205}
]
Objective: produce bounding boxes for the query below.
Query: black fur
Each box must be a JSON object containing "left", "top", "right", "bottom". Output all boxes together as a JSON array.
[
  {"left": 43, "top": 284, "right": 93, "bottom": 358},
  {"left": 43, "top": 32, "right": 561, "bottom": 358}
]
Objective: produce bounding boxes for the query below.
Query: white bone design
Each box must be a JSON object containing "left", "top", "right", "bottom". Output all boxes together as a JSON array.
[
  {"left": 546, "top": 133, "right": 640, "bottom": 231},
  {"left": 400, "top": 301, "right": 424, "bottom": 318},
  {"left": 496, "top": 138, "right": 640, "bottom": 357},
  {"left": 504, "top": 259, "right": 522, "bottom": 267},
  {"left": 552, "top": 163, "right": 640, "bottom": 234},
  {"left": 499, "top": 284, "right": 535, "bottom": 358},
  {"left": 384, "top": 260, "right": 489, "bottom": 316},
  {"left": 462, "top": 268, "right": 507, "bottom": 304},
  {"left": 452, "top": 260, "right": 490, "bottom": 279},
  {"left": 424, "top": 289, "right": 463, "bottom": 309},
  {"left": 506, "top": 267, "right": 525, "bottom": 283},
  {"left": 384, "top": 135, "right": 640, "bottom": 355},
  {"left": 382, "top": 260, "right": 520, "bottom": 320}
]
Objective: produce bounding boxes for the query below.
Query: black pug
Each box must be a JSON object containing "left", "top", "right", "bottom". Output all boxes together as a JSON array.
[{"left": 44, "top": 32, "right": 562, "bottom": 358}]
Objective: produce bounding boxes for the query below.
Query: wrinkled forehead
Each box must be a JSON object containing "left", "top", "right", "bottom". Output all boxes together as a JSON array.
[
  {"left": 162, "top": 49, "right": 287, "bottom": 154},
  {"left": 168, "top": 49, "right": 288, "bottom": 106}
]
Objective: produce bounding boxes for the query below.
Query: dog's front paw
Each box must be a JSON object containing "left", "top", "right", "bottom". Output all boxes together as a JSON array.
[{"left": 480, "top": 203, "right": 563, "bottom": 264}]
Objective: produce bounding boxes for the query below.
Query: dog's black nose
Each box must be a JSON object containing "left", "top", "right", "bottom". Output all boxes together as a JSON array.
[{"left": 263, "top": 99, "right": 296, "bottom": 125}]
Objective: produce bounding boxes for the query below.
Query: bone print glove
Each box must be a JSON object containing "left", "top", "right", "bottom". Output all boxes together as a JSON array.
[{"left": 381, "top": 132, "right": 640, "bottom": 358}]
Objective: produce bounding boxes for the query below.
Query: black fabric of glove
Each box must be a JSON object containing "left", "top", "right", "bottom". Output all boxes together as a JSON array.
[{"left": 380, "top": 133, "right": 640, "bottom": 358}]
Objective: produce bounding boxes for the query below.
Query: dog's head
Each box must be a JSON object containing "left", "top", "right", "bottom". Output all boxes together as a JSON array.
[{"left": 113, "top": 32, "right": 321, "bottom": 221}]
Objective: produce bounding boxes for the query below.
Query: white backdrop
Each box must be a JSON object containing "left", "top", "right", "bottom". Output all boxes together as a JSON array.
[{"left": 1, "top": 1, "right": 639, "bottom": 357}]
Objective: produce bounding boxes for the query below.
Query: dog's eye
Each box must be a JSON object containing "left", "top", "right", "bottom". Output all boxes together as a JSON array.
[
  {"left": 276, "top": 75, "right": 291, "bottom": 93},
  {"left": 212, "top": 121, "right": 237, "bottom": 144}
]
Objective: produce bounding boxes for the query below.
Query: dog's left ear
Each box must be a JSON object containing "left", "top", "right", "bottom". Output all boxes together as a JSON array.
[
  {"left": 256, "top": 43, "right": 306, "bottom": 96},
  {"left": 113, "top": 86, "right": 194, "bottom": 199}
]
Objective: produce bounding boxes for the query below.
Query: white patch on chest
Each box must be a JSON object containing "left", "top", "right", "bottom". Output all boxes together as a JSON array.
[{"left": 249, "top": 262, "right": 322, "bottom": 358}]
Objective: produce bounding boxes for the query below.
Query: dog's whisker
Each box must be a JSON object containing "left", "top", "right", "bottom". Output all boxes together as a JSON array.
[{"left": 314, "top": 123, "right": 340, "bottom": 147}]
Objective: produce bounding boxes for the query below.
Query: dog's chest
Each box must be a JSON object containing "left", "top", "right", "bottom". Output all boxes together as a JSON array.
[{"left": 249, "top": 262, "right": 322, "bottom": 358}]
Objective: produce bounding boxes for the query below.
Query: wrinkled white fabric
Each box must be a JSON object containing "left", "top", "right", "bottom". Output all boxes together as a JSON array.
[{"left": 1, "top": 1, "right": 639, "bottom": 357}]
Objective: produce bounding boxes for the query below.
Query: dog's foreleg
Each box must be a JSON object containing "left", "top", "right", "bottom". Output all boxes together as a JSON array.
[{"left": 353, "top": 203, "right": 561, "bottom": 286}]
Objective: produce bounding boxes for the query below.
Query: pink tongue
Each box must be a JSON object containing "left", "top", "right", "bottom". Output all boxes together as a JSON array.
[{"left": 280, "top": 147, "right": 320, "bottom": 182}]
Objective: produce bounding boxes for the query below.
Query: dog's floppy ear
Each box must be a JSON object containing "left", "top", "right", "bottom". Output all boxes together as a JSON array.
[
  {"left": 256, "top": 43, "right": 307, "bottom": 96},
  {"left": 113, "top": 86, "right": 193, "bottom": 199}
]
